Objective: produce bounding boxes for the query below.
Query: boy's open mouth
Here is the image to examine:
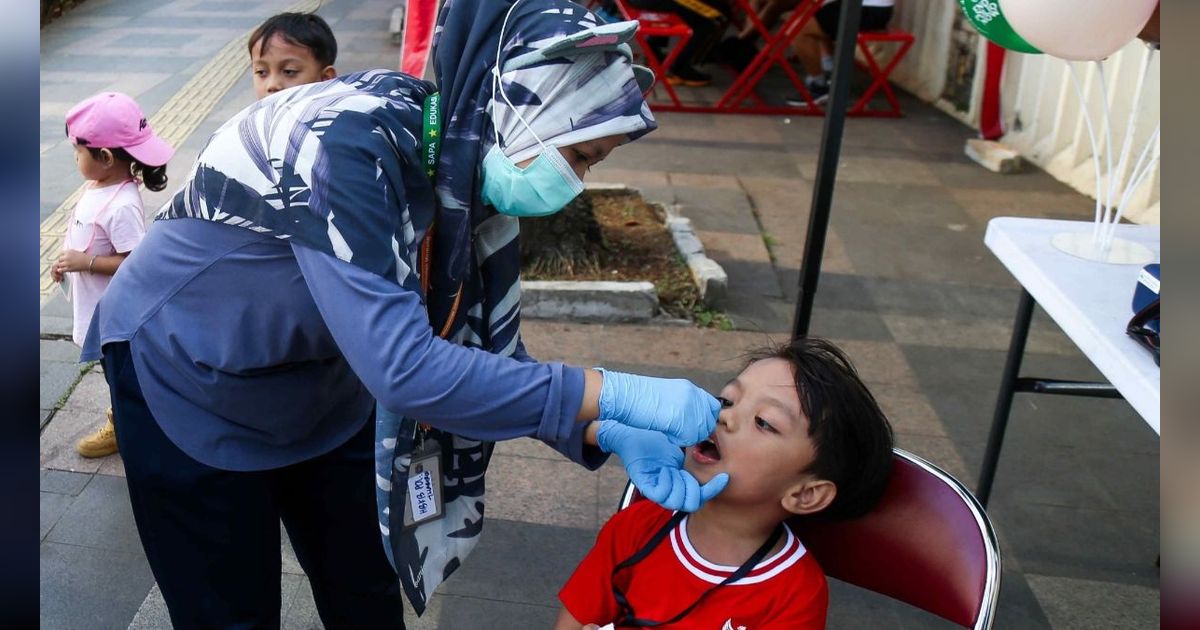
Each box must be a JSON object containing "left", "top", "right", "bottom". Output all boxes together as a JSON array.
[{"left": 693, "top": 435, "right": 721, "bottom": 463}]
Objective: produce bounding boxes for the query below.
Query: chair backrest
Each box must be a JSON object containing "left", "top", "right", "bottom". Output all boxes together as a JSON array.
[{"left": 618, "top": 448, "right": 1001, "bottom": 629}]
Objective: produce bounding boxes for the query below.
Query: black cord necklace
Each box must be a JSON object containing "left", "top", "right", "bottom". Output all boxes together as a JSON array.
[{"left": 610, "top": 511, "right": 785, "bottom": 627}]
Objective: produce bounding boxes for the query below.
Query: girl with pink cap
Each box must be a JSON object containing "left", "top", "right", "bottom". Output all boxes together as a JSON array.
[{"left": 51, "top": 91, "right": 174, "bottom": 458}]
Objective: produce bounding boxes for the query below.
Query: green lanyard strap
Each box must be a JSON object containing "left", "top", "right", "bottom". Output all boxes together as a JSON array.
[
  {"left": 418, "top": 91, "right": 461, "bottom": 337},
  {"left": 422, "top": 92, "right": 441, "bottom": 182}
]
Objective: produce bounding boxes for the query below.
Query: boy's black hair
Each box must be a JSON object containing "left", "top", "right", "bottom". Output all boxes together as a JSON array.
[
  {"left": 747, "top": 337, "right": 895, "bottom": 520},
  {"left": 248, "top": 12, "right": 338, "bottom": 67}
]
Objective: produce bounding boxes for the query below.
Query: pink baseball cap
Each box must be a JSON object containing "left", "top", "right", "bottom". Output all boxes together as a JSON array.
[{"left": 65, "top": 92, "right": 174, "bottom": 167}]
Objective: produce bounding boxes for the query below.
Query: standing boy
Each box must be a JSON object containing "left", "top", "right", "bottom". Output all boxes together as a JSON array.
[{"left": 249, "top": 12, "right": 339, "bottom": 100}]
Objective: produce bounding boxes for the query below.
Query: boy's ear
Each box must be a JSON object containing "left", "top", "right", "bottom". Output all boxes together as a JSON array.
[
  {"left": 782, "top": 478, "right": 836, "bottom": 516},
  {"left": 321, "top": 66, "right": 337, "bottom": 81}
]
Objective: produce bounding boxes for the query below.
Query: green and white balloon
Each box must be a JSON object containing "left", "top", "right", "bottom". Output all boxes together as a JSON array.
[
  {"left": 957, "top": 0, "right": 1040, "bottom": 54},
  {"left": 998, "top": 0, "right": 1158, "bottom": 61}
]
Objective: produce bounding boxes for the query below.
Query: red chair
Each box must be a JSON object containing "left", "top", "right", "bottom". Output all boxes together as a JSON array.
[
  {"left": 848, "top": 28, "right": 916, "bottom": 117},
  {"left": 619, "top": 448, "right": 1001, "bottom": 629},
  {"left": 612, "top": 0, "right": 693, "bottom": 107}
]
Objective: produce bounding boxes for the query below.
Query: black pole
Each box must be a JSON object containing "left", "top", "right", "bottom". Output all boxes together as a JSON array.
[{"left": 792, "top": 0, "right": 862, "bottom": 339}]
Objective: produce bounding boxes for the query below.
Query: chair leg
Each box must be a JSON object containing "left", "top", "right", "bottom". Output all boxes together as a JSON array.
[
  {"left": 636, "top": 32, "right": 684, "bottom": 107},
  {"left": 874, "top": 38, "right": 914, "bottom": 114},
  {"left": 850, "top": 37, "right": 912, "bottom": 116},
  {"left": 720, "top": 3, "right": 821, "bottom": 110}
]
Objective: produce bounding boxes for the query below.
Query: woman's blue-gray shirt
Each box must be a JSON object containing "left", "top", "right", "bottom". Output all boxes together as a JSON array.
[{"left": 80, "top": 209, "right": 598, "bottom": 472}]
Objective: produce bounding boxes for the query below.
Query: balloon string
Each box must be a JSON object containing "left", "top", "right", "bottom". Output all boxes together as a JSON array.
[
  {"left": 1106, "top": 45, "right": 1156, "bottom": 231},
  {"left": 1027, "top": 56, "right": 1049, "bottom": 140},
  {"left": 1095, "top": 60, "right": 1116, "bottom": 234},
  {"left": 1102, "top": 123, "right": 1160, "bottom": 248},
  {"left": 1066, "top": 62, "right": 1104, "bottom": 242},
  {"left": 1103, "top": 157, "right": 1157, "bottom": 249}
]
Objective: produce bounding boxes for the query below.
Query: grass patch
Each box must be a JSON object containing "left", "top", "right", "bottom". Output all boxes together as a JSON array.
[
  {"left": 53, "top": 361, "right": 97, "bottom": 410},
  {"left": 521, "top": 190, "right": 731, "bottom": 328}
]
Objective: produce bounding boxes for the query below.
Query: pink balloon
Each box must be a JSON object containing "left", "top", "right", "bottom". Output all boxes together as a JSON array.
[{"left": 998, "top": 0, "right": 1158, "bottom": 61}]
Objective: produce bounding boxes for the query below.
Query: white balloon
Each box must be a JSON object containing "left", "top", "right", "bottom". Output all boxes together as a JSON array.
[{"left": 998, "top": 0, "right": 1158, "bottom": 61}]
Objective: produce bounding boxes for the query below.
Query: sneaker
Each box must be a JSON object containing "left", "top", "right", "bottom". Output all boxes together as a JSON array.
[
  {"left": 785, "top": 78, "right": 830, "bottom": 107},
  {"left": 666, "top": 65, "right": 712, "bottom": 87},
  {"left": 77, "top": 409, "right": 118, "bottom": 458}
]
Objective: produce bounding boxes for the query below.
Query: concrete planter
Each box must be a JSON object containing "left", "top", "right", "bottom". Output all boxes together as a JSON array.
[
  {"left": 521, "top": 184, "right": 727, "bottom": 323},
  {"left": 521, "top": 280, "right": 658, "bottom": 322}
]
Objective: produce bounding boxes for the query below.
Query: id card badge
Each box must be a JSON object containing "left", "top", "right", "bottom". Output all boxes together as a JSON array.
[{"left": 402, "top": 433, "right": 445, "bottom": 528}]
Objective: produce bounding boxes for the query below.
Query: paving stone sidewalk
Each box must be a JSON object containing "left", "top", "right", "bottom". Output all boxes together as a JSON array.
[{"left": 40, "top": 0, "right": 1159, "bottom": 628}]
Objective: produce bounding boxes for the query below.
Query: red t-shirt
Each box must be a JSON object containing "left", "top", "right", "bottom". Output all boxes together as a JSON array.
[{"left": 560, "top": 501, "right": 828, "bottom": 629}]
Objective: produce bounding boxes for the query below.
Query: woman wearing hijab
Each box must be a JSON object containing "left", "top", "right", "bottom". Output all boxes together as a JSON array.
[{"left": 81, "top": 0, "right": 728, "bottom": 627}]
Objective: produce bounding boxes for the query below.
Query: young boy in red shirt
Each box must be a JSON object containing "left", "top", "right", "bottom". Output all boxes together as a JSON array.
[{"left": 557, "top": 337, "right": 895, "bottom": 629}]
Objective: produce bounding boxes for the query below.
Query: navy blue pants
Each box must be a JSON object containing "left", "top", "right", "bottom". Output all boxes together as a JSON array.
[{"left": 102, "top": 342, "right": 404, "bottom": 630}]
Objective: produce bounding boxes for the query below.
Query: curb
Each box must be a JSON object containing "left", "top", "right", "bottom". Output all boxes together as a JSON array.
[
  {"left": 520, "top": 184, "right": 728, "bottom": 323},
  {"left": 660, "top": 205, "right": 728, "bottom": 309},
  {"left": 522, "top": 280, "right": 658, "bottom": 322}
]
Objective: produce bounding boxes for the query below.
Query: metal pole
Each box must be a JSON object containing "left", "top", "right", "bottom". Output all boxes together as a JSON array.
[{"left": 792, "top": 0, "right": 862, "bottom": 339}]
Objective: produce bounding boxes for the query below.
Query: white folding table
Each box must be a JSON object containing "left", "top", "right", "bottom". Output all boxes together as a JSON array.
[{"left": 976, "top": 217, "right": 1160, "bottom": 506}]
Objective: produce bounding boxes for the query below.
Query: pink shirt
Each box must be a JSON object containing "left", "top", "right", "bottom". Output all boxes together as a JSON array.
[{"left": 64, "top": 180, "right": 146, "bottom": 345}]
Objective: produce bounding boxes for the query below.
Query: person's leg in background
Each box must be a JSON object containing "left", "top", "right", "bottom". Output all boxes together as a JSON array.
[
  {"left": 793, "top": 0, "right": 837, "bottom": 99},
  {"left": 670, "top": 0, "right": 732, "bottom": 85},
  {"left": 277, "top": 416, "right": 406, "bottom": 629},
  {"left": 628, "top": 0, "right": 730, "bottom": 86},
  {"left": 785, "top": 1, "right": 893, "bottom": 106},
  {"left": 102, "top": 341, "right": 286, "bottom": 630},
  {"left": 721, "top": 0, "right": 801, "bottom": 71},
  {"left": 736, "top": 0, "right": 797, "bottom": 38}
]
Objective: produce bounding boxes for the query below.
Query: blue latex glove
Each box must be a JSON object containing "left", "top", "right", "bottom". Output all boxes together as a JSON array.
[
  {"left": 597, "top": 369, "right": 720, "bottom": 447},
  {"left": 597, "top": 421, "right": 729, "bottom": 512}
]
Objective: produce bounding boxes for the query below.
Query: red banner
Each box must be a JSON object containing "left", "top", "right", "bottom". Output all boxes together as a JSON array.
[
  {"left": 401, "top": 0, "right": 440, "bottom": 77},
  {"left": 979, "top": 41, "right": 1005, "bottom": 140}
]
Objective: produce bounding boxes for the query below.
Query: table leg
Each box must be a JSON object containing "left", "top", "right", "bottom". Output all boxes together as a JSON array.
[{"left": 976, "top": 288, "right": 1035, "bottom": 508}]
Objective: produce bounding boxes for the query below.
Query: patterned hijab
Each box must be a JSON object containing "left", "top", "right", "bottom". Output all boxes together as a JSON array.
[
  {"left": 383, "top": 0, "right": 657, "bottom": 613},
  {"left": 425, "top": 0, "right": 656, "bottom": 351},
  {"left": 157, "top": 0, "right": 656, "bottom": 616}
]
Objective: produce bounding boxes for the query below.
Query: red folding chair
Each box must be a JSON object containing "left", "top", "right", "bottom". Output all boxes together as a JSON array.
[
  {"left": 613, "top": 0, "right": 694, "bottom": 107},
  {"left": 619, "top": 448, "right": 1002, "bottom": 629},
  {"left": 720, "top": 7, "right": 916, "bottom": 116},
  {"left": 716, "top": 0, "right": 824, "bottom": 113},
  {"left": 848, "top": 28, "right": 916, "bottom": 117}
]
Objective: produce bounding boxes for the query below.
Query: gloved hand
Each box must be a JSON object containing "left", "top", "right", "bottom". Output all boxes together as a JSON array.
[
  {"left": 597, "top": 369, "right": 720, "bottom": 447},
  {"left": 597, "top": 421, "right": 729, "bottom": 512}
]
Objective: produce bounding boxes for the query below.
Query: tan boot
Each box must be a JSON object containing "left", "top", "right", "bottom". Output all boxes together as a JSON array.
[{"left": 76, "top": 409, "right": 118, "bottom": 458}]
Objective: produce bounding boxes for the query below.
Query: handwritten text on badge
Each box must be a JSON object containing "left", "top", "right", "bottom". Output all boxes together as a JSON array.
[{"left": 408, "top": 467, "right": 438, "bottom": 523}]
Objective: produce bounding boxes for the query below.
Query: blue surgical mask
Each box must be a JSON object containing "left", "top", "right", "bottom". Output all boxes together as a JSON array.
[
  {"left": 480, "top": 7, "right": 586, "bottom": 218},
  {"left": 480, "top": 143, "right": 584, "bottom": 218}
]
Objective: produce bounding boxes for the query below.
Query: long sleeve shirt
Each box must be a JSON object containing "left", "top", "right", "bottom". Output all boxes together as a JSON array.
[{"left": 81, "top": 217, "right": 603, "bottom": 472}]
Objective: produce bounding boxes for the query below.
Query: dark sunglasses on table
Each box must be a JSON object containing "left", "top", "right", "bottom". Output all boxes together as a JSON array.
[{"left": 1126, "top": 298, "right": 1160, "bottom": 366}]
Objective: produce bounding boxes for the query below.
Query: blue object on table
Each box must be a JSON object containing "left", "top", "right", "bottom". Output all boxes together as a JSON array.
[{"left": 1131, "top": 263, "right": 1160, "bottom": 315}]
